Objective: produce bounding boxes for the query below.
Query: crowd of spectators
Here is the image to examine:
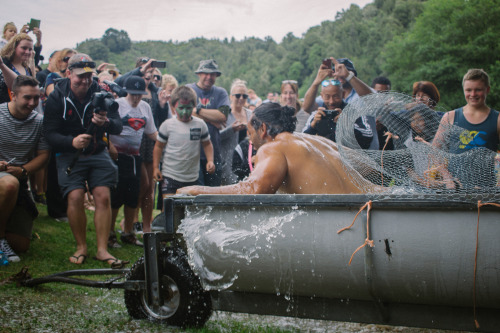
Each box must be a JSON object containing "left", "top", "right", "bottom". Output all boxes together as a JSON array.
[{"left": 0, "top": 20, "right": 498, "bottom": 265}]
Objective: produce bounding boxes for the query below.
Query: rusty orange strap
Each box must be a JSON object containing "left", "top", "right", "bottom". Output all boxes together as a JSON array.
[
  {"left": 338, "top": 201, "right": 373, "bottom": 265},
  {"left": 473, "top": 201, "right": 500, "bottom": 329}
]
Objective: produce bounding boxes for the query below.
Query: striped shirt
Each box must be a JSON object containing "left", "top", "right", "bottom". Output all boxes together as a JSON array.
[{"left": 0, "top": 102, "right": 50, "bottom": 166}]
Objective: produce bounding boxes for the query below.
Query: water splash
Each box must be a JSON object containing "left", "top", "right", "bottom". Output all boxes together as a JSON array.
[{"left": 178, "top": 207, "right": 305, "bottom": 291}]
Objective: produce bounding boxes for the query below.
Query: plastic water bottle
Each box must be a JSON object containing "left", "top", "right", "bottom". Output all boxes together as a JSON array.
[{"left": 0, "top": 251, "right": 9, "bottom": 266}]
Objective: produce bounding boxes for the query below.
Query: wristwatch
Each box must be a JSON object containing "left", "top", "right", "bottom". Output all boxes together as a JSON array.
[
  {"left": 196, "top": 105, "right": 202, "bottom": 115},
  {"left": 346, "top": 71, "right": 355, "bottom": 82},
  {"left": 20, "top": 166, "right": 29, "bottom": 178}
]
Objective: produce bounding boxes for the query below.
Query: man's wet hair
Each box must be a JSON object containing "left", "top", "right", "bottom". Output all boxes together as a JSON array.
[
  {"left": 12, "top": 75, "right": 39, "bottom": 94},
  {"left": 250, "top": 102, "right": 297, "bottom": 137},
  {"left": 171, "top": 85, "right": 197, "bottom": 107}
]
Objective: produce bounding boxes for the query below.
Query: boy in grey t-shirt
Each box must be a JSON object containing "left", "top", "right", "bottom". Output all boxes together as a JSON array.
[{"left": 153, "top": 86, "right": 215, "bottom": 196}]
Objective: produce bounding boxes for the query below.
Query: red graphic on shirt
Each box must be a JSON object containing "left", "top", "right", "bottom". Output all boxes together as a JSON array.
[
  {"left": 128, "top": 118, "right": 146, "bottom": 131},
  {"left": 68, "top": 109, "right": 73, "bottom": 116},
  {"left": 199, "top": 98, "right": 210, "bottom": 107}
]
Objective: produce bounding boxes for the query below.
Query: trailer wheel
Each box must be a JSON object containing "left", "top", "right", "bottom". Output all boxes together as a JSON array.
[{"left": 124, "top": 247, "right": 212, "bottom": 328}]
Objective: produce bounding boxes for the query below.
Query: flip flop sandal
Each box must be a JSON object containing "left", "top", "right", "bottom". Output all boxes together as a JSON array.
[
  {"left": 69, "top": 254, "right": 87, "bottom": 264},
  {"left": 93, "top": 256, "right": 130, "bottom": 269}
]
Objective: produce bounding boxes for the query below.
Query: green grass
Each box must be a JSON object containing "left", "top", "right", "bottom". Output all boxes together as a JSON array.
[{"left": 0, "top": 205, "right": 294, "bottom": 333}]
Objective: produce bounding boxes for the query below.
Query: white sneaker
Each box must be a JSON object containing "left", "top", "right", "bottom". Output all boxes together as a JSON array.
[{"left": 0, "top": 238, "right": 20, "bottom": 262}]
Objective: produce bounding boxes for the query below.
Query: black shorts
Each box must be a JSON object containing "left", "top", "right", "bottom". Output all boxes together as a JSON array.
[
  {"left": 111, "top": 154, "right": 142, "bottom": 209},
  {"left": 161, "top": 176, "right": 198, "bottom": 195}
]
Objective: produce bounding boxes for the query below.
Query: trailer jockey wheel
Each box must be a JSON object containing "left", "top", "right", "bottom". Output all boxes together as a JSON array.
[{"left": 124, "top": 247, "right": 212, "bottom": 328}]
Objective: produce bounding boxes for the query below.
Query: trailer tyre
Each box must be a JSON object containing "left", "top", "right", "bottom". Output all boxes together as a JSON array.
[{"left": 124, "top": 247, "right": 212, "bottom": 328}]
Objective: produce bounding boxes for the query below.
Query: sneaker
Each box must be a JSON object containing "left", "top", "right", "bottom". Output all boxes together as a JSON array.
[
  {"left": 34, "top": 193, "right": 47, "bottom": 205},
  {"left": 133, "top": 221, "right": 143, "bottom": 235},
  {"left": 108, "top": 231, "right": 121, "bottom": 248},
  {"left": 55, "top": 217, "right": 69, "bottom": 222},
  {"left": 0, "top": 238, "right": 20, "bottom": 262},
  {"left": 120, "top": 233, "right": 143, "bottom": 247}
]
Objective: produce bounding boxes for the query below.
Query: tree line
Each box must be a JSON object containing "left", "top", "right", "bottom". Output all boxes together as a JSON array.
[{"left": 76, "top": 0, "right": 500, "bottom": 110}]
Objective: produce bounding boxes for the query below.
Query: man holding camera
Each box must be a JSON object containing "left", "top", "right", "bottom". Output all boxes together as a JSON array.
[
  {"left": 302, "top": 58, "right": 379, "bottom": 150},
  {"left": 43, "top": 53, "right": 125, "bottom": 267}
]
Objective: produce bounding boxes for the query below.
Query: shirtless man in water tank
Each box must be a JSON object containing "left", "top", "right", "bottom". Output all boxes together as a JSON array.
[{"left": 177, "top": 102, "right": 379, "bottom": 195}]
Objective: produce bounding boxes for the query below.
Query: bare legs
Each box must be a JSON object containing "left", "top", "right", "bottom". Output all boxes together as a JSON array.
[{"left": 67, "top": 186, "right": 116, "bottom": 264}]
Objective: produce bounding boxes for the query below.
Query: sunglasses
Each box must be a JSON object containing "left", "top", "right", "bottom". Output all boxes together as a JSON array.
[
  {"left": 321, "top": 79, "right": 341, "bottom": 87},
  {"left": 140, "top": 57, "right": 150, "bottom": 63},
  {"left": 282, "top": 80, "right": 298, "bottom": 85},
  {"left": 144, "top": 76, "right": 152, "bottom": 80},
  {"left": 69, "top": 61, "right": 96, "bottom": 69},
  {"left": 153, "top": 75, "right": 161, "bottom": 81},
  {"left": 62, "top": 56, "right": 70, "bottom": 62},
  {"left": 233, "top": 94, "right": 248, "bottom": 99}
]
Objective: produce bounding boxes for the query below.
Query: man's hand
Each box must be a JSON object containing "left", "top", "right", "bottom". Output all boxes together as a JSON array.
[
  {"left": 72, "top": 134, "right": 92, "bottom": 149},
  {"left": 97, "top": 62, "right": 109, "bottom": 73},
  {"left": 206, "top": 161, "right": 215, "bottom": 174},
  {"left": 313, "top": 58, "right": 334, "bottom": 85},
  {"left": 5, "top": 165, "right": 24, "bottom": 178},
  {"left": 332, "top": 58, "right": 350, "bottom": 83},
  {"left": 0, "top": 161, "right": 8, "bottom": 172},
  {"left": 140, "top": 59, "right": 155, "bottom": 75},
  {"left": 33, "top": 27, "right": 42, "bottom": 45},
  {"left": 158, "top": 88, "right": 171, "bottom": 107},
  {"left": 92, "top": 111, "right": 108, "bottom": 127},
  {"left": 153, "top": 168, "right": 163, "bottom": 182},
  {"left": 231, "top": 120, "right": 247, "bottom": 132},
  {"left": 311, "top": 108, "right": 326, "bottom": 129}
]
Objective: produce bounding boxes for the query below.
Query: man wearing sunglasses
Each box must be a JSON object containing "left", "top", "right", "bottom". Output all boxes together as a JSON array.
[
  {"left": 43, "top": 53, "right": 126, "bottom": 268},
  {"left": 302, "top": 57, "right": 379, "bottom": 150}
]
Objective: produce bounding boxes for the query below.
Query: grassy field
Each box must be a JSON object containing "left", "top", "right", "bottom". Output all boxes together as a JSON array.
[{"left": 0, "top": 204, "right": 292, "bottom": 333}]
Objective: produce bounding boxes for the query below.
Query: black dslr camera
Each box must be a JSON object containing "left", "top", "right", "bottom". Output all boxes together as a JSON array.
[
  {"left": 316, "top": 110, "right": 340, "bottom": 137},
  {"left": 91, "top": 91, "right": 118, "bottom": 113}
]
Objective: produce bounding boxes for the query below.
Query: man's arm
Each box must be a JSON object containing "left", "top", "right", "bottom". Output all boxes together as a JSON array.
[
  {"left": 177, "top": 142, "right": 287, "bottom": 195},
  {"left": 5, "top": 150, "right": 49, "bottom": 179},
  {"left": 332, "top": 58, "right": 374, "bottom": 97},
  {"left": 152, "top": 140, "right": 166, "bottom": 182},
  {"left": 202, "top": 139, "right": 215, "bottom": 174},
  {"left": 303, "top": 62, "right": 333, "bottom": 113}
]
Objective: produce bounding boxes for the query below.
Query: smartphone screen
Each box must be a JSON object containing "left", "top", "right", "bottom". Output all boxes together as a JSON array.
[{"left": 151, "top": 61, "right": 166, "bottom": 68}]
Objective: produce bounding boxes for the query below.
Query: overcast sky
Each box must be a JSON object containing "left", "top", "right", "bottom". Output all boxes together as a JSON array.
[{"left": 4, "top": 0, "right": 372, "bottom": 63}]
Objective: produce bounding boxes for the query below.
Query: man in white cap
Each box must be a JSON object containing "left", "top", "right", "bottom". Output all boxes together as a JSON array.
[{"left": 43, "top": 53, "right": 126, "bottom": 268}]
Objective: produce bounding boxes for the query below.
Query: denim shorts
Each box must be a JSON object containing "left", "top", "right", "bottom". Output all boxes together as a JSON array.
[{"left": 56, "top": 150, "right": 118, "bottom": 198}]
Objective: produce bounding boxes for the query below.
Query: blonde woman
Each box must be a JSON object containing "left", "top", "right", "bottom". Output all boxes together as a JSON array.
[{"left": 219, "top": 79, "right": 253, "bottom": 185}]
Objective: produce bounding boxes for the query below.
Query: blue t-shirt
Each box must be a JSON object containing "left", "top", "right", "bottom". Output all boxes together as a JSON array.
[{"left": 186, "top": 83, "right": 230, "bottom": 163}]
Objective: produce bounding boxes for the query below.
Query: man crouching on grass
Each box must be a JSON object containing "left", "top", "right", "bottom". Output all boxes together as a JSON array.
[{"left": 0, "top": 75, "right": 50, "bottom": 262}]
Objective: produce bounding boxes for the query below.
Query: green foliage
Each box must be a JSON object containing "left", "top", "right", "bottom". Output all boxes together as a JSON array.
[
  {"left": 102, "top": 28, "right": 131, "bottom": 53},
  {"left": 76, "top": 38, "right": 110, "bottom": 62},
  {"left": 72, "top": 0, "right": 498, "bottom": 110},
  {"left": 382, "top": 0, "right": 500, "bottom": 108}
]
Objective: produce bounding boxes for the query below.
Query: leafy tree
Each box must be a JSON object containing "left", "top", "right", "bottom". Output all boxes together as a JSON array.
[
  {"left": 382, "top": 0, "right": 500, "bottom": 108},
  {"left": 76, "top": 39, "right": 109, "bottom": 62},
  {"left": 102, "top": 28, "right": 131, "bottom": 53}
]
